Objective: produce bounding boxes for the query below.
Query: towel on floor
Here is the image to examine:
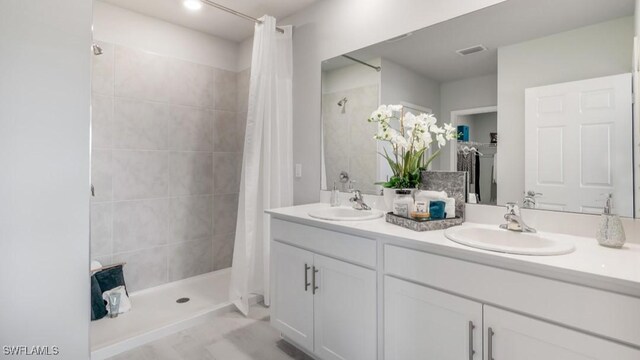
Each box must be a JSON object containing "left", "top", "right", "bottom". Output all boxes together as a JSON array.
[
  {"left": 94, "top": 265, "right": 129, "bottom": 296},
  {"left": 91, "top": 275, "right": 108, "bottom": 321},
  {"left": 102, "top": 285, "right": 132, "bottom": 315}
]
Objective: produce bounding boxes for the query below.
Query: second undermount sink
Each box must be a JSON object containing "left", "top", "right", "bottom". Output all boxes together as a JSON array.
[
  {"left": 445, "top": 224, "right": 576, "bottom": 256},
  {"left": 308, "top": 206, "right": 384, "bottom": 221}
]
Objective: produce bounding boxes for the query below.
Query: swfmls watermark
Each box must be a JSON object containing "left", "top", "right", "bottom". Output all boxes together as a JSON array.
[{"left": 3, "top": 345, "right": 60, "bottom": 356}]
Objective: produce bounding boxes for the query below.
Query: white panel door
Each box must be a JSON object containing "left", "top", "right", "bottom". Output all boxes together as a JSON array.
[
  {"left": 271, "top": 242, "right": 315, "bottom": 352},
  {"left": 484, "top": 306, "right": 640, "bottom": 360},
  {"left": 313, "top": 254, "right": 376, "bottom": 360},
  {"left": 384, "top": 276, "right": 483, "bottom": 360},
  {"left": 524, "top": 73, "right": 633, "bottom": 216}
]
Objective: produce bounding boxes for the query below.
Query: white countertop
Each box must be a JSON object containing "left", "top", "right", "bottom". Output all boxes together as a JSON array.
[{"left": 267, "top": 203, "right": 640, "bottom": 297}]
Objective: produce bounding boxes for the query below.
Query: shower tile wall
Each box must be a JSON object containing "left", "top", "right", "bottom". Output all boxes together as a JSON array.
[
  {"left": 323, "top": 85, "right": 379, "bottom": 194},
  {"left": 90, "top": 41, "right": 249, "bottom": 292}
]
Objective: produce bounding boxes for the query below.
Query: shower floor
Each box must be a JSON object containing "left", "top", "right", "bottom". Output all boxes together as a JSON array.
[{"left": 91, "top": 268, "right": 258, "bottom": 360}]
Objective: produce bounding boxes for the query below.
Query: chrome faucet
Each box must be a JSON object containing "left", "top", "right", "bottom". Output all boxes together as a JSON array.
[
  {"left": 523, "top": 190, "right": 542, "bottom": 209},
  {"left": 500, "top": 202, "right": 536, "bottom": 233},
  {"left": 349, "top": 189, "right": 371, "bottom": 210}
]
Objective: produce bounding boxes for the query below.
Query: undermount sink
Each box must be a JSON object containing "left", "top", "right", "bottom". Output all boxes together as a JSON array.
[
  {"left": 445, "top": 224, "right": 575, "bottom": 256},
  {"left": 308, "top": 207, "right": 384, "bottom": 221}
]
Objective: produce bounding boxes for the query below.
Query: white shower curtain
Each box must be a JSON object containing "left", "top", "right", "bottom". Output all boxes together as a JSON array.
[{"left": 229, "top": 16, "right": 293, "bottom": 316}]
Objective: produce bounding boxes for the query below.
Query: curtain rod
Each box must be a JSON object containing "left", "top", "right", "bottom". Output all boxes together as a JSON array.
[
  {"left": 200, "top": 0, "right": 285, "bottom": 34},
  {"left": 341, "top": 55, "right": 382, "bottom": 72}
]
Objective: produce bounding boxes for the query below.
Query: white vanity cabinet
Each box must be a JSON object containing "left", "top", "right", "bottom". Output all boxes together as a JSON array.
[
  {"left": 383, "top": 275, "right": 640, "bottom": 360},
  {"left": 312, "top": 254, "right": 376, "bottom": 360},
  {"left": 484, "top": 306, "right": 640, "bottom": 360},
  {"left": 384, "top": 244, "right": 640, "bottom": 360},
  {"left": 271, "top": 241, "right": 315, "bottom": 351},
  {"left": 384, "top": 276, "right": 482, "bottom": 360},
  {"left": 270, "top": 219, "right": 377, "bottom": 360},
  {"left": 269, "top": 215, "right": 640, "bottom": 360}
]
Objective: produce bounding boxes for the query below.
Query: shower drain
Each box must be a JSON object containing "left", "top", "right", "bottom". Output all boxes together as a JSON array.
[{"left": 176, "top": 297, "right": 190, "bottom": 304}]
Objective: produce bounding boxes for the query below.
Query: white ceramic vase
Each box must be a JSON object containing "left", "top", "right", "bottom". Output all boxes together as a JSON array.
[{"left": 383, "top": 188, "right": 396, "bottom": 212}]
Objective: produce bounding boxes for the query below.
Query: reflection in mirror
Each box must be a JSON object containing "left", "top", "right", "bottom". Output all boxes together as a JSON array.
[
  {"left": 321, "top": 0, "right": 637, "bottom": 217},
  {"left": 322, "top": 58, "right": 381, "bottom": 195}
]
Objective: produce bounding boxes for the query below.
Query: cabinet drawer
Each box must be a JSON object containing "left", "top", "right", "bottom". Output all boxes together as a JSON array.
[
  {"left": 271, "top": 219, "right": 376, "bottom": 268},
  {"left": 385, "top": 244, "right": 640, "bottom": 347}
]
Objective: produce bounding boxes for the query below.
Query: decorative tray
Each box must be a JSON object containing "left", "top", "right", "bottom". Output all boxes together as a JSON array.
[{"left": 385, "top": 212, "right": 463, "bottom": 232}]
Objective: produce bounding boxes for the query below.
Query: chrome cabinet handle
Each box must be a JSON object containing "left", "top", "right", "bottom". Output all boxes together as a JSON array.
[
  {"left": 91, "top": 184, "right": 95, "bottom": 197},
  {"left": 488, "top": 327, "right": 495, "bottom": 360},
  {"left": 468, "top": 321, "right": 475, "bottom": 360},
  {"left": 312, "top": 266, "right": 319, "bottom": 294},
  {"left": 304, "top": 264, "right": 311, "bottom": 291}
]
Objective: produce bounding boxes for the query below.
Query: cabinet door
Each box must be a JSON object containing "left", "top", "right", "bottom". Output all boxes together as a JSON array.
[
  {"left": 484, "top": 306, "right": 640, "bottom": 360},
  {"left": 271, "top": 241, "right": 315, "bottom": 352},
  {"left": 313, "top": 254, "right": 376, "bottom": 360},
  {"left": 384, "top": 276, "right": 482, "bottom": 360}
]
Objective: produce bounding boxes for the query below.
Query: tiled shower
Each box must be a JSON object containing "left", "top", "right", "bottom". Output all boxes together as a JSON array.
[
  {"left": 90, "top": 41, "right": 249, "bottom": 292},
  {"left": 322, "top": 85, "right": 379, "bottom": 194}
]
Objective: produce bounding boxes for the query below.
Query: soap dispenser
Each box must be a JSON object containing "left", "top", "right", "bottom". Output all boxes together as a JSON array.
[
  {"left": 330, "top": 182, "right": 340, "bottom": 207},
  {"left": 596, "top": 194, "right": 626, "bottom": 248}
]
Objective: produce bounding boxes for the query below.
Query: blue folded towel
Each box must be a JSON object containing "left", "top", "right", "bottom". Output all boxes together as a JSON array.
[{"left": 430, "top": 200, "right": 446, "bottom": 220}]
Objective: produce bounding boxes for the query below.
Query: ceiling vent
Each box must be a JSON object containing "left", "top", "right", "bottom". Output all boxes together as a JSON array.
[{"left": 456, "top": 45, "right": 488, "bottom": 56}]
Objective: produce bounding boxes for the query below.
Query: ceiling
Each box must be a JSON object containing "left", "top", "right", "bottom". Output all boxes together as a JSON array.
[
  {"left": 323, "top": 0, "right": 635, "bottom": 83},
  {"left": 101, "top": 0, "right": 319, "bottom": 42}
]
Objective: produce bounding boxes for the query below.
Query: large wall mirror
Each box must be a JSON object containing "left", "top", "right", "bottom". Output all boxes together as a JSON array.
[{"left": 321, "top": 0, "right": 638, "bottom": 218}]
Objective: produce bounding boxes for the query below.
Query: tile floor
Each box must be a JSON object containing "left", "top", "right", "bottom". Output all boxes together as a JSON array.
[{"left": 108, "top": 304, "right": 313, "bottom": 360}]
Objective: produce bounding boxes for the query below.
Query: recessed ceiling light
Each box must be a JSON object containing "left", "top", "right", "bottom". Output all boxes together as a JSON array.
[{"left": 183, "top": 0, "right": 203, "bottom": 11}]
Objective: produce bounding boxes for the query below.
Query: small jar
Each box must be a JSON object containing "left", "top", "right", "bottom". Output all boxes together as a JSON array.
[
  {"left": 414, "top": 191, "right": 430, "bottom": 214},
  {"left": 393, "top": 190, "right": 415, "bottom": 218}
]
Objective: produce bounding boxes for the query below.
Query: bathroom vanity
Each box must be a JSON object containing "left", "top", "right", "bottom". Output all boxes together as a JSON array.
[
  {"left": 298, "top": 0, "right": 640, "bottom": 358},
  {"left": 267, "top": 203, "right": 640, "bottom": 360}
]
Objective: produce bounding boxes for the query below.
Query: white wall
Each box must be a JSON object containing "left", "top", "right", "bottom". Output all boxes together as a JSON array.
[
  {"left": 280, "top": 0, "right": 509, "bottom": 204},
  {"left": 635, "top": 0, "right": 640, "bottom": 218},
  {"left": 94, "top": 1, "right": 239, "bottom": 71},
  {"left": 497, "top": 16, "right": 634, "bottom": 205},
  {"left": 469, "top": 112, "right": 498, "bottom": 144},
  {"left": 0, "top": 0, "right": 92, "bottom": 358},
  {"left": 380, "top": 59, "right": 441, "bottom": 117},
  {"left": 238, "top": 36, "right": 254, "bottom": 71},
  {"left": 437, "top": 73, "right": 498, "bottom": 170},
  {"left": 322, "top": 59, "right": 381, "bottom": 94}
]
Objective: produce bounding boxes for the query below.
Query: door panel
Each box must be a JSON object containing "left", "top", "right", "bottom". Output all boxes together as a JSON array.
[
  {"left": 384, "top": 276, "right": 483, "bottom": 360},
  {"left": 313, "top": 254, "right": 376, "bottom": 360},
  {"left": 484, "top": 306, "right": 640, "bottom": 360},
  {"left": 525, "top": 73, "right": 633, "bottom": 216},
  {"left": 271, "top": 242, "right": 314, "bottom": 352}
]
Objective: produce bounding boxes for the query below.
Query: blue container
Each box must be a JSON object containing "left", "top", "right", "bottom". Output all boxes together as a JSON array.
[
  {"left": 429, "top": 200, "right": 446, "bottom": 220},
  {"left": 457, "top": 125, "right": 469, "bottom": 142}
]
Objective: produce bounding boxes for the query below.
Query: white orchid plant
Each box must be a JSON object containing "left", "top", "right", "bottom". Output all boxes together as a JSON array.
[{"left": 368, "top": 104, "right": 458, "bottom": 189}]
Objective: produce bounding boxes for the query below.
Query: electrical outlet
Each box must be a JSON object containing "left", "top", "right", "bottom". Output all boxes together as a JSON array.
[{"left": 295, "top": 164, "right": 302, "bottom": 178}]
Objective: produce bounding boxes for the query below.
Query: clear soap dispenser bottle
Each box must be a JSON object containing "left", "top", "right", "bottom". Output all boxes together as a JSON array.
[
  {"left": 330, "top": 182, "right": 340, "bottom": 207},
  {"left": 596, "top": 194, "right": 626, "bottom": 248}
]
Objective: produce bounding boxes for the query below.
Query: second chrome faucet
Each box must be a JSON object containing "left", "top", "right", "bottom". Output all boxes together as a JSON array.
[{"left": 500, "top": 202, "right": 536, "bottom": 233}]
